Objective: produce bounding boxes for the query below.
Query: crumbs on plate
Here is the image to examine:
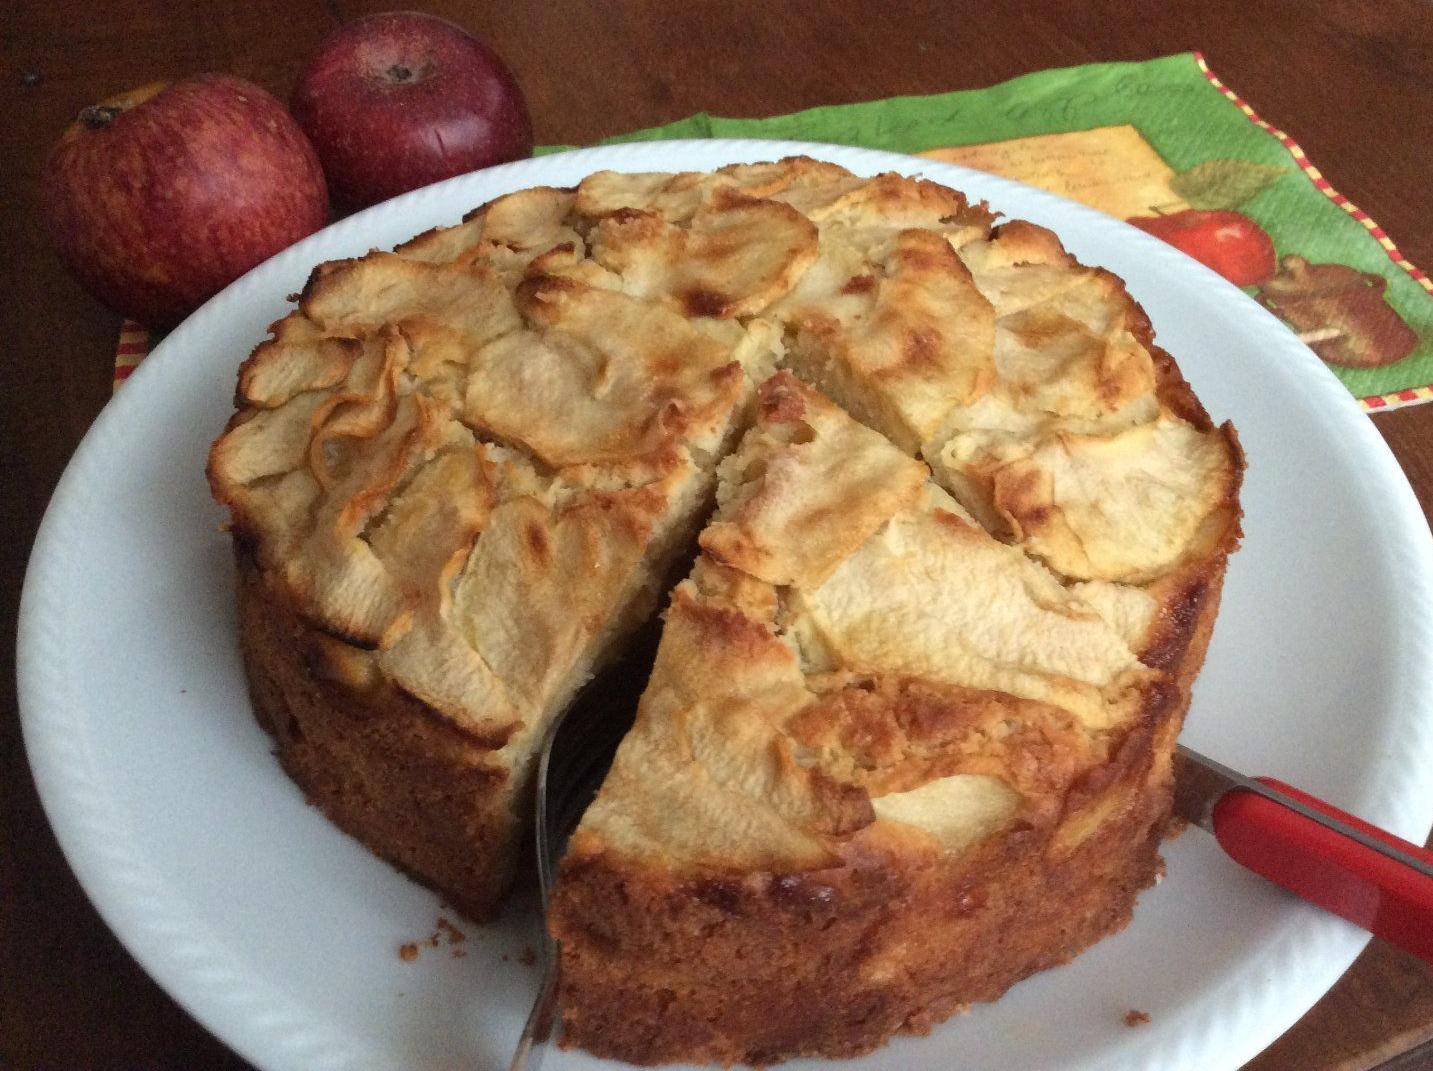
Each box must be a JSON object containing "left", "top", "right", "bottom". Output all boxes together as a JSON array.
[{"left": 398, "top": 915, "right": 470, "bottom": 962}]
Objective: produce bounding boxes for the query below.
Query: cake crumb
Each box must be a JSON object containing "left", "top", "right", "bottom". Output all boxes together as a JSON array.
[
  {"left": 400, "top": 915, "right": 469, "bottom": 962},
  {"left": 518, "top": 944, "right": 537, "bottom": 967},
  {"left": 1124, "top": 1009, "right": 1151, "bottom": 1027},
  {"left": 436, "top": 916, "right": 467, "bottom": 946}
]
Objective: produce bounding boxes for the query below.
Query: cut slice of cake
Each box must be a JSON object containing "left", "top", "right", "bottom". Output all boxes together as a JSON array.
[{"left": 549, "top": 372, "right": 1228, "bottom": 1065}]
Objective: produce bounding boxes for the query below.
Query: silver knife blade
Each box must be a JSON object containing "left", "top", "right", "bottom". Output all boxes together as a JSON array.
[{"left": 1172, "top": 743, "right": 1433, "bottom": 879}]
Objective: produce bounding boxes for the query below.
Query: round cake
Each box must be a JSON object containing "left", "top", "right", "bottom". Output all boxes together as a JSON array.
[{"left": 207, "top": 156, "right": 1243, "bottom": 1064}]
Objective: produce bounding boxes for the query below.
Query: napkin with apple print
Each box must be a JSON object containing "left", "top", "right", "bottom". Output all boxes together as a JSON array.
[{"left": 117, "top": 53, "right": 1433, "bottom": 410}]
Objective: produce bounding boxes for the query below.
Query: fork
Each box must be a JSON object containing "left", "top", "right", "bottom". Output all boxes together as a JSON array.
[{"left": 507, "top": 681, "right": 637, "bottom": 1071}]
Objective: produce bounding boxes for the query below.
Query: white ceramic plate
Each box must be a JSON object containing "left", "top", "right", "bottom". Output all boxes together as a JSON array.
[{"left": 19, "top": 140, "right": 1433, "bottom": 1071}]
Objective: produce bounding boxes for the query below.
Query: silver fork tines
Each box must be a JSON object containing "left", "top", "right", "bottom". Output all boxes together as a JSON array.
[{"left": 508, "top": 686, "right": 636, "bottom": 1071}]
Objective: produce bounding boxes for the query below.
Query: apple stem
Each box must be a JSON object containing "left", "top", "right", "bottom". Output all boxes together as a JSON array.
[
  {"left": 387, "top": 64, "right": 414, "bottom": 83},
  {"left": 79, "top": 104, "right": 124, "bottom": 130}
]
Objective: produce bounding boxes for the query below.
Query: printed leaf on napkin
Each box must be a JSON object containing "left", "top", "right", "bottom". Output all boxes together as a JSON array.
[{"left": 1171, "top": 159, "right": 1286, "bottom": 210}]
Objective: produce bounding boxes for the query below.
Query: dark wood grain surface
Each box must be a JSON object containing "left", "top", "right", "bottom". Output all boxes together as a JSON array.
[{"left": 3, "top": 1, "right": 1431, "bottom": 1068}]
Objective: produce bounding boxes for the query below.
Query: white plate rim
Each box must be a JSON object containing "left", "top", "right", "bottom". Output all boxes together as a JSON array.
[{"left": 18, "top": 138, "right": 1433, "bottom": 1071}]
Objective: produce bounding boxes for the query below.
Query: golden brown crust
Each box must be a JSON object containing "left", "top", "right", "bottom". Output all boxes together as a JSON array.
[
  {"left": 552, "top": 696, "right": 1178, "bottom": 1065},
  {"left": 552, "top": 575, "right": 1222, "bottom": 1065},
  {"left": 235, "top": 551, "right": 519, "bottom": 919},
  {"left": 920, "top": 219, "right": 1243, "bottom": 590},
  {"left": 789, "top": 675, "right": 1093, "bottom": 807},
  {"left": 701, "top": 373, "right": 929, "bottom": 589}
]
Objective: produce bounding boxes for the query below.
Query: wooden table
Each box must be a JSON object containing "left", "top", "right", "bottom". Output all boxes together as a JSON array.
[{"left": 3, "top": 1, "right": 1431, "bottom": 1067}]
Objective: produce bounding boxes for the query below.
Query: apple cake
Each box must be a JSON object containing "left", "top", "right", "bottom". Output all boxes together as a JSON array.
[{"left": 207, "top": 156, "right": 1242, "bottom": 1062}]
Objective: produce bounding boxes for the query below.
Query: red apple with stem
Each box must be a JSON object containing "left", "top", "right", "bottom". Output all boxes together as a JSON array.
[
  {"left": 1127, "top": 209, "right": 1277, "bottom": 288},
  {"left": 41, "top": 75, "right": 330, "bottom": 328},
  {"left": 292, "top": 12, "right": 534, "bottom": 212}
]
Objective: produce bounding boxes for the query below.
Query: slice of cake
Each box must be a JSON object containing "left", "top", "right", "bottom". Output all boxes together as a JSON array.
[{"left": 550, "top": 373, "right": 1233, "bottom": 1064}]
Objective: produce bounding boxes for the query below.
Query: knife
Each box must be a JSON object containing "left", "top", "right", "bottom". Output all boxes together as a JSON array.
[{"left": 1173, "top": 744, "right": 1433, "bottom": 963}]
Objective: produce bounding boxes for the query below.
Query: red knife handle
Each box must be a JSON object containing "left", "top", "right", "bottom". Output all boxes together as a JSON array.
[{"left": 1211, "top": 778, "right": 1433, "bottom": 962}]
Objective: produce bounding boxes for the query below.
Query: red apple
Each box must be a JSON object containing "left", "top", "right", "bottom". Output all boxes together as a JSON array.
[
  {"left": 42, "top": 75, "right": 329, "bottom": 328},
  {"left": 1128, "top": 209, "right": 1276, "bottom": 288},
  {"left": 292, "top": 12, "right": 534, "bottom": 212}
]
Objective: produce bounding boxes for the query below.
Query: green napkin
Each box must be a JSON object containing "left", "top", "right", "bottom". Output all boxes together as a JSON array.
[{"left": 545, "top": 52, "right": 1432, "bottom": 411}]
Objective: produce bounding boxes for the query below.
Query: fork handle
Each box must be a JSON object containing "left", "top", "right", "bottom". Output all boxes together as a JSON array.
[{"left": 508, "top": 942, "right": 560, "bottom": 1071}]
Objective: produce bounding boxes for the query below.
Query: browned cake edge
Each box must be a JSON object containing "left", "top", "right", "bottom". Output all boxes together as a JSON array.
[
  {"left": 548, "top": 552, "right": 1229, "bottom": 1066},
  {"left": 235, "top": 548, "right": 520, "bottom": 920},
  {"left": 552, "top": 763, "right": 1162, "bottom": 1065}
]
